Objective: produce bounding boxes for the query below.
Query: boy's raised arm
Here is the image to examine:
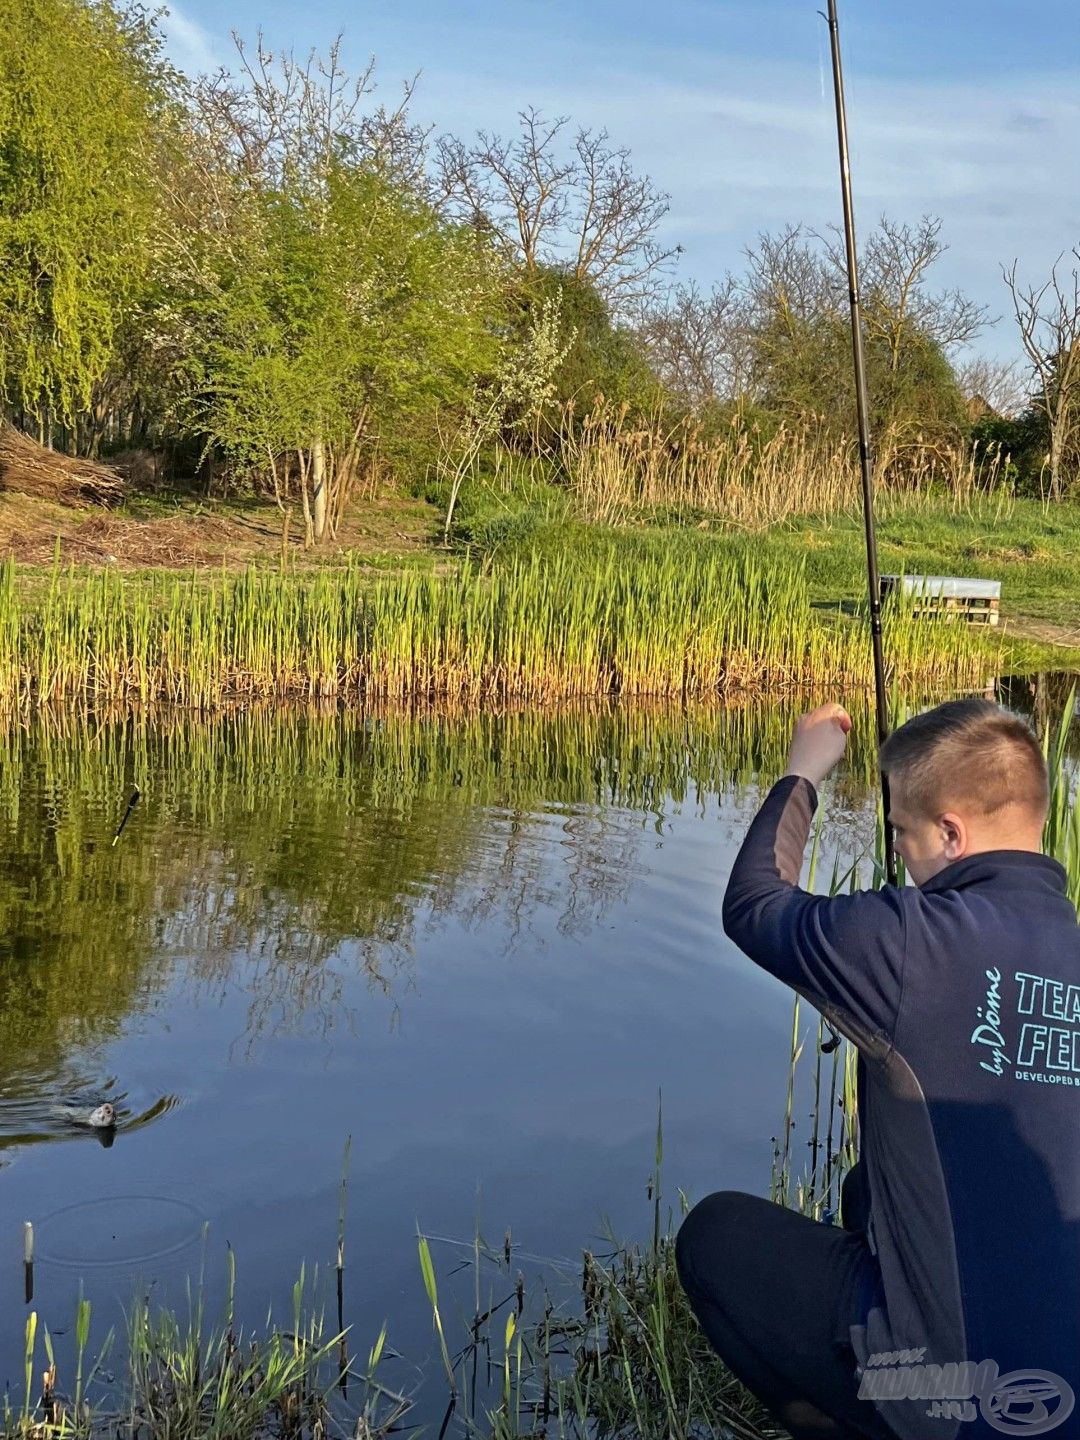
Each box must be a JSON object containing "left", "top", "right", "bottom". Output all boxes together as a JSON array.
[{"left": 721, "top": 708, "right": 907, "bottom": 1047}]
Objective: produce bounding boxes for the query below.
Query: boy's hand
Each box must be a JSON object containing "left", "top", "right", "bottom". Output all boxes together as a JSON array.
[{"left": 784, "top": 703, "right": 852, "bottom": 787}]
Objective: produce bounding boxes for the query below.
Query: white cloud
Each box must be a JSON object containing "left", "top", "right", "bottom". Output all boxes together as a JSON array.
[
  {"left": 160, "top": 2, "right": 224, "bottom": 77},
  {"left": 407, "top": 44, "right": 1080, "bottom": 359}
]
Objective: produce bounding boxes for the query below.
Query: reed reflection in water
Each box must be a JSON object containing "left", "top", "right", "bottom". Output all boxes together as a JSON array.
[{"left": 0, "top": 679, "right": 1072, "bottom": 1416}]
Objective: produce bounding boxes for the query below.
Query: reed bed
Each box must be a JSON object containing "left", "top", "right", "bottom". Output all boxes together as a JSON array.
[
  {"left": 0, "top": 548, "right": 996, "bottom": 707},
  {"left": 559, "top": 402, "right": 1015, "bottom": 529}
]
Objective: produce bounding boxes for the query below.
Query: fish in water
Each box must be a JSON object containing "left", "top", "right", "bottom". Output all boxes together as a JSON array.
[{"left": 51, "top": 1101, "right": 116, "bottom": 1129}]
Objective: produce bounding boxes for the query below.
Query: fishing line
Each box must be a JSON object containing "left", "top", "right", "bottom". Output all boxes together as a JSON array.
[
  {"left": 822, "top": 0, "right": 895, "bottom": 880},
  {"left": 817, "top": 15, "right": 827, "bottom": 101}
]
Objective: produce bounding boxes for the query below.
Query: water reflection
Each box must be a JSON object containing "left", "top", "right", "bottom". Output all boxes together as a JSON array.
[
  {"left": 0, "top": 678, "right": 1073, "bottom": 1405},
  {"left": 0, "top": 683, "right": 1074, "bottom": 1154},
  {"left": 0, "top": 701, "right": 775, "bottom": 1150}
]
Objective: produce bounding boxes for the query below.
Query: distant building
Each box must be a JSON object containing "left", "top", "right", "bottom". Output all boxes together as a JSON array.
[{"left": 964, "top": 393, "right": 999, "bottom": 423}]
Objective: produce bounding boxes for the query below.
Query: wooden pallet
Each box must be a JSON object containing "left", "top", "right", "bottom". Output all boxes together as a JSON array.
[{"left": 879, "top": 574, "right": 1001, "bottom": 626}]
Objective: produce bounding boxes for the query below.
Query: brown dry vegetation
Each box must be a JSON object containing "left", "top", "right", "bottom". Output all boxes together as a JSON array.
[
  {"left": 0, "top": 489, "right": 438, "bottom": 569},
  {"left": 0, "top": 422, "right": 124, "bottom": 507},
  {"left": 0, "top": 424, "right": 439, "bottom": 568},
  {"left": 559, "top": 402, "right": 1013, "bottom": 528}
]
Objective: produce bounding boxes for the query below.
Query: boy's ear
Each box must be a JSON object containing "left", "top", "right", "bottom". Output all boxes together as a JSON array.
[{"left": 940, "top": 812, "right": 967, "bottom": 857}]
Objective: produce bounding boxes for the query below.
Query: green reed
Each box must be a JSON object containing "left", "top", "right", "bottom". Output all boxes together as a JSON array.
[
  {"left": 415, "top": 1113, "right": 785, "bottom": 1440},
  {"left": 0, "top": 1265, "right": 372, "bottom": 1440},
  {"left": 0, "top": 548, "right": 995, "bottom": 707},
  {"left": 6, "top": 1173, "right": 776, "bottom": 1440}
]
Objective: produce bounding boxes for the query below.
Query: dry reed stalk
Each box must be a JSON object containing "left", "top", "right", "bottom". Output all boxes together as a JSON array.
[{"left": 558, "top": 403, "right": 1014, "bottom": 529}]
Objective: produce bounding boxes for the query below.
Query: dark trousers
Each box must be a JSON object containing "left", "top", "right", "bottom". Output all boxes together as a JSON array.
[{"left": 675, "top": 1163, "right": 897, "bottom": 1439}]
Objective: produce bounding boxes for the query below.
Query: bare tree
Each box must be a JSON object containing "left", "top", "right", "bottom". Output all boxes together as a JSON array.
[
  {"left": 1003, "top": 252, "right": 1080, "bottom": 497},
  {"left": 435, "top": 107, "right": 680, "bottom": 309},
  {"left": 637, "top": 278, "right": 755, "bottom": 408},
  {"left": 193, "top": 34, "right": 431, "bottom": 192},
  {"left": 952, "top": 355, "right": 1026, "bottom": 419},
  {"left": 743, "top": 224, "right": 836, "bottom": 333},
  {"left": 820, "top": 215, "right": 989, "bottom": 366}
]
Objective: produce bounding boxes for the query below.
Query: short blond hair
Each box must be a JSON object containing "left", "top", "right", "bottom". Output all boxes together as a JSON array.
[{"left": 879, "top": 698, "right": 1049, "bottom": 824}]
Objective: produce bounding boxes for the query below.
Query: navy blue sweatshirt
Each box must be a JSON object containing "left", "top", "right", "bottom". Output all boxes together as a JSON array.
[{"left": 723, "top": 774, "right": 1080, "bottom": 1440}]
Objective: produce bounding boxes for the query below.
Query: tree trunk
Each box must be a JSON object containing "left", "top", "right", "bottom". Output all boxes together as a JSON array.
[
  {"left": 1049, "top": 416, "right": 1064, "bottom": 502},
  {"left": 312, "top": 436, "right": 328, "bottom": 543}
]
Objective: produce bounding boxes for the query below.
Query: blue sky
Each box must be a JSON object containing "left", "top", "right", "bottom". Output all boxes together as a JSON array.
[{"left": 161, "top": 0, "right": 1080, "bottom": 364}]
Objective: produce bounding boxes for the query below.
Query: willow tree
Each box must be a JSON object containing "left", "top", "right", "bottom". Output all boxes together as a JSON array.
[
  {"left": 170, "top": 39, "right": 502, "bottom": 544},
  {"left": 0, "top": 0, "right": 170, "bottom": 445}
]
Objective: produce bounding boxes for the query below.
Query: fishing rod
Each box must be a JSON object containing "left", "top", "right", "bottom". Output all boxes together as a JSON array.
[{"left": 823, "top": 0, "right": 897, "bottom": 890}]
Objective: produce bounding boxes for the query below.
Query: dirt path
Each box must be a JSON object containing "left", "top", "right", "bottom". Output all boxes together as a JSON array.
[{"left": 1001, "top": 616, "right": 1080, "bottom": 650}]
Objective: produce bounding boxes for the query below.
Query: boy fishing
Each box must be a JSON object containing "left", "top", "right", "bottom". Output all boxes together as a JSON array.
[{"left": 676, "top": 698, "right": 1080, "bottom": 1440}]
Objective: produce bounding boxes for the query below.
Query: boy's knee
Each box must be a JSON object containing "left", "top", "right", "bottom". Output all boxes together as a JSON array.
[{"left": 675, "top": 1189, "right": 758, "bottom": 1288}]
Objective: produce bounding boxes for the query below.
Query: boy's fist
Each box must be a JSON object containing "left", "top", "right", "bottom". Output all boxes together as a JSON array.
[{"left": 784, "top": 703, "right": 852, "bottom": 787}]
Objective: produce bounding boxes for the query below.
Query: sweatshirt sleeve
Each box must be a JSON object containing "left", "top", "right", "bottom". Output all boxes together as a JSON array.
[{"left": 721, "top": 774, "right": 906, "bottom": 1045}]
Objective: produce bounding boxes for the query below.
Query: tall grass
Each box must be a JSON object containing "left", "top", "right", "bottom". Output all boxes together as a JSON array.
[
  {"left": 414, "top": 1199, "right": 781, "bottom": 1440},
  {"left": 1043, "top": 686, "right": 1080, "bottom": 909},
  {"left": 0, "top": 548, "right": 996, "bottom": 707},
  {"left": 559, "top": 402, "right": 1015, "bottom": 529}
]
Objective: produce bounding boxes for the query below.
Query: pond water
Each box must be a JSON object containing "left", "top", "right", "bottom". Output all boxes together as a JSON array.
[{"left": 0, "top": 677, "right": 1074, "bottom": 1416}]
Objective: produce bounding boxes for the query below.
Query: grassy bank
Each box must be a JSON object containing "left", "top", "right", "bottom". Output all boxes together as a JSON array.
[
  {"left": 3, "top": 479, "right": 1078, "bottom": 682},
  {"left": 0, "top": 545, "right": 996, "bottom": 707},
  {"left": 456, "top": 492, "right": 1080, "bottom": 676}
]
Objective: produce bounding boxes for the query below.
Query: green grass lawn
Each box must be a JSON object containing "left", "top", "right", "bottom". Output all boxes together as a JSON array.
[{"left": 778, "top": 498, "right": 1080, "bottom": 673}]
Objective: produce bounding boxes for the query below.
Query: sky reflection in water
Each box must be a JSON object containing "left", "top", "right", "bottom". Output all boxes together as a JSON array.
[{"left": 0, "top": 679, "right": 1073, "bottom": 1410}]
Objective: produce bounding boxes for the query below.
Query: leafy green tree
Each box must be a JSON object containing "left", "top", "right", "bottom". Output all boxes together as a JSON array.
[
  {"left": 504, "top": 268, "right": 659, "bottom": 449},
  {"left": 0, "top": 0, "right": 171, "bottom": 441},
  {"left": 970, "top": 410, "right": 1045, "bottom": 496},
  {"left": 536, "top": 270, "right": 657, "bottom": 408},
  {"left": 167, "top": 39, "right": 502, "bottom": 543}
]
